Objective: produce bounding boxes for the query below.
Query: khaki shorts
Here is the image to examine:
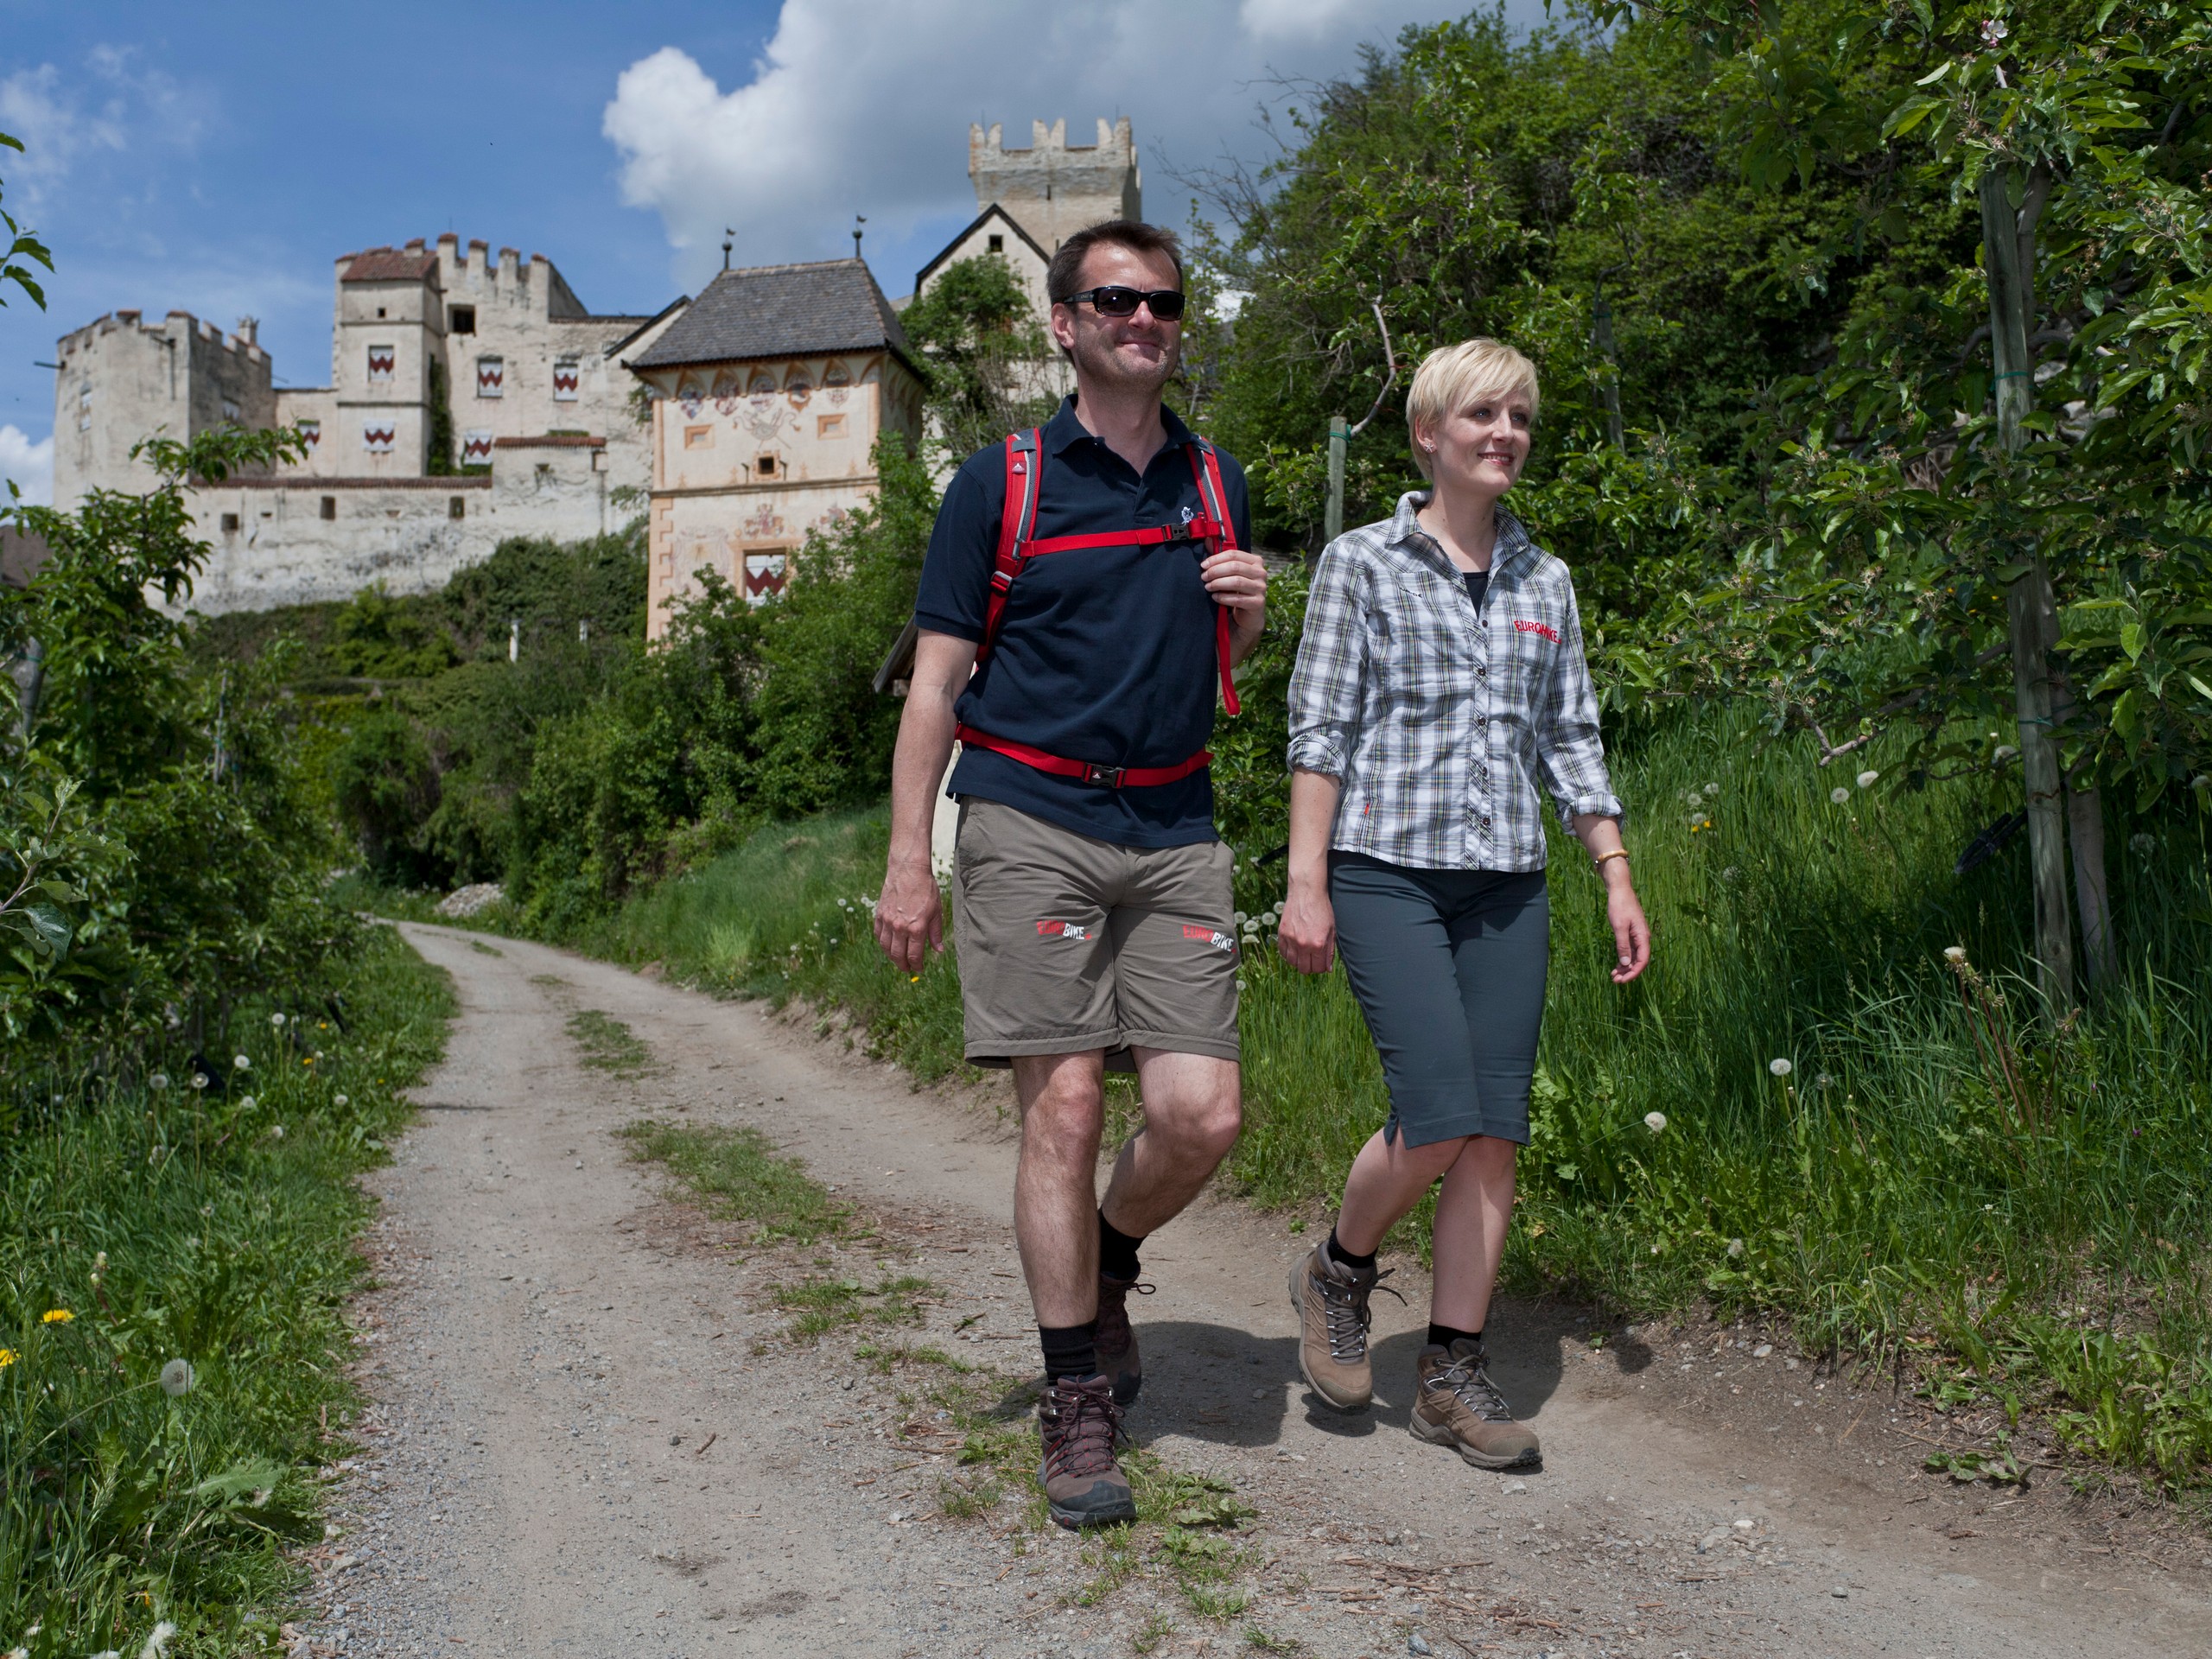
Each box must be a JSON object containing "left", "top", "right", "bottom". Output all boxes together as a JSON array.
[{"left": 951, "top": 798, "right": 1241, "bottom": 1071}]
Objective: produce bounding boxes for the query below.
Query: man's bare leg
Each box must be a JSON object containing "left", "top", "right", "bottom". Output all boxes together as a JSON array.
[
  {"left": 1098, "top": 1048, "right": 1243, "bottom": 1236},
  {"left": 1012, "top": 1051, "right": 1111, "bottom": 1328}
]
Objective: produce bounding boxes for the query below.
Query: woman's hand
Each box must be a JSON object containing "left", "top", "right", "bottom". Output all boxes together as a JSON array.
[
  {"left": 1276, "top": 876, "right": 1337, "bottom": 974},
  {"left": 1604, "top": 874, "right": 1651, "bottom": 984}
]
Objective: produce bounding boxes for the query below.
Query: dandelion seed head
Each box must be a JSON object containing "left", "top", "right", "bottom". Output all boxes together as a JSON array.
[
  {"left": 1943, "top": 945, "right": 1967, "bottom": 963},
  {"left": 148, "top": 1072, "right": 169, "bottom": 1092},
  {"left": 232, "top": 1053, "right": 251, "bottom": 1071},
  {"left": 238, "top": 1096, "right": 255, "bottom": 1111},
  {"left": 270, "top": 1012, "right": 286, "bottom": 1027},
  {"left": 188, "top": 1073, "right": 208, "bottom": 1091},
  {"left": 1856, "top": 770, "right": 1879, "bottom": 789},
  {"left": 160, "top": 1358, "right": 194, "bottom": 1397},
  {"left": 2130, "top": 832, "right": 2156, "bottom": 856},
  {"left": 1769, "top": 1058, "right": 1793, "bottom": 1077},
  {"left": 1829, "top": 786, "right": 1851, "bottom": 804},
  {"left": 141, "top": 1620, "right": 177, "bottom": 1659},
  {"left": 269, "top": 1124, "right": 285, "bottom": 1140},
  {"left": 1643, "top": 1111, "right": 1668, "bottom": 1135},
  {"left": 1726, "top": 1238, "right": 1745, "bottom": 1258},
  {"left": 333, "top": 1094, "right": 349, "bottom": 1109},
  {"left": 1703, "top": 782, "right": 1719, "bottom": 797},
  {"left": 1816, "top": 1074, "right": 1834, "bottom": 1090}
]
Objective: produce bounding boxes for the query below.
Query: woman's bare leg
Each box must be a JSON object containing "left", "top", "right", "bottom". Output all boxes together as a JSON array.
[{"left": 1333, "top": 1128, "right": 1467, "bottom": 1256}]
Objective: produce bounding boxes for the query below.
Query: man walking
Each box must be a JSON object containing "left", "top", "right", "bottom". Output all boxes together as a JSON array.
[{"left": 874, "top": 220, "right": 1267, "bottom": 1529}]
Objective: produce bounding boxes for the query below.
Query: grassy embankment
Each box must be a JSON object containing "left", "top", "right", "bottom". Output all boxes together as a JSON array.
[
  {"left": 0, "top": 927, "right": 455, "bottom": 1655},
  {"left": 518, "top": 700, "right": 2212, "bottom": 1497}
]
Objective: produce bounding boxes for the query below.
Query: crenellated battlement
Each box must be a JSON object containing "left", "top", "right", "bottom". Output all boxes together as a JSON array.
[{"left": 968, "top": 116, "right": 1141, "bottom": 251}]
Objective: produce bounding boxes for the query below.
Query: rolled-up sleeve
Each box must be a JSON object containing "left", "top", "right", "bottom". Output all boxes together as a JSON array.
[
  {"left": 1533, "top": 581, "right": 1624, "bottom": 828},
  {"left": 1286, "top": 542, "right": 1369, "bottom": 779}
]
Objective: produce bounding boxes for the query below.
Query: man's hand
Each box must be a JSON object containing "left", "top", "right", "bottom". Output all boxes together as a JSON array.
[
  {"left": 874, "top": 849, "right": 944, "bottom": 974},
  {"left": 1202, "top": 548, "right": 1268, "bottom": 655}
]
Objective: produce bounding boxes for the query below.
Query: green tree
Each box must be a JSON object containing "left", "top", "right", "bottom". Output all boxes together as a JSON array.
[
  {"left": 0, "top": 132, "right": 52, "bottom": 310},
  {"left": 899, "top": 254, "right": 1055, "bottom": 461}
]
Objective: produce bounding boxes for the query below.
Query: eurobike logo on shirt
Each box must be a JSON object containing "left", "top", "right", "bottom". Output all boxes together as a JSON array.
[
  {"left": 1181, "top": 924, "right": 1237, "bottom": 955},
  {"left": 1037, "top": 919, "right": 1096, "bottom": 942},
  {"left": 1514, "top": 619, "right": 1561, "bottom": 644}
]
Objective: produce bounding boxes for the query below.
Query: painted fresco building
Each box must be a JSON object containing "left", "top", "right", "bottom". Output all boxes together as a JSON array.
[{"left": 624, "top": 257, "right": 924, "bottom": 639}]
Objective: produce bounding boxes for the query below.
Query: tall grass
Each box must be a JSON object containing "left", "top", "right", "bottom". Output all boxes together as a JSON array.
[
  {"left": 0, "top": 927, "right": 454, "bottom": 1653},
  {"left": 531, "top": 705, "right": 2212, "bottom": 1489}
]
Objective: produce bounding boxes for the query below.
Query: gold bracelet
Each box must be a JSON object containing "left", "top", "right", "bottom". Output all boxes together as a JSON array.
[{"left": 1592, "top": 849, "right": 1630, "bottom": 871}]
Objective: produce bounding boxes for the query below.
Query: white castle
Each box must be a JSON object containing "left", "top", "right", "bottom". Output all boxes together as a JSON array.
[{"left": 47, "top": 118, "right": 1141, "bottom": 618}]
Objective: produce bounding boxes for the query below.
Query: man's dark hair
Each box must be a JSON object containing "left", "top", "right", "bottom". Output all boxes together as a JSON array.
[{"left": 1045, "top": 219, "right": 1184, "bottom": 306}]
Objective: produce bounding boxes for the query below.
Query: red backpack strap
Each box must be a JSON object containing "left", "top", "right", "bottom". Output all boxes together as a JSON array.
[
  {"left": 1185, "top": 440, "right": 1243, "bottom": 717},
  {"left": 977, "top": 429, "right": 1042, "bottom": 666}
]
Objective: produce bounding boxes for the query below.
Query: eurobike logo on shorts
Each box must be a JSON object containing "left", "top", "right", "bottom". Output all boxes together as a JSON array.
[
  {"left": 1036, "top": 919, "right": 1096, "bottom": 942},
  {"left": 1181, "top": 924, "right": 1237, "bottom": 955}
]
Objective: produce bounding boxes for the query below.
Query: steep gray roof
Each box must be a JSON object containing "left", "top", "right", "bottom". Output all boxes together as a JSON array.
[{"left": 627, "top": 258, "right": 913, "bottom": 372}]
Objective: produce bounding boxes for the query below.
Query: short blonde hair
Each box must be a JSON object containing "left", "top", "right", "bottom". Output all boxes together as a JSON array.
[{"left": 1404, "top": 339, "right": 1541, "bottom": 480}]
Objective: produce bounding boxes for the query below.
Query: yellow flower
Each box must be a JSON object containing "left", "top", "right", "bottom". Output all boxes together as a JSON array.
[
  {"left": 41, "top": 1309, "right": 72, "bottom": 1324},
  {"left": 0, "top": 1348, "right": 16, "bottom": 1368}
]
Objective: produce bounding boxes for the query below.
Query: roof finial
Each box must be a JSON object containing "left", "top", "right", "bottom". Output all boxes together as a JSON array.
[
  {"left": 853, "top": 214, "right": 866, "bottom": 259},
  {"left": 722, "top": 228, "right": 734, "bottom": 271}
]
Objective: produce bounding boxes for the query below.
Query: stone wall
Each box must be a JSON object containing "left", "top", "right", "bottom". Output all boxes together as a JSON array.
[
  {"left": 53, "top": 311, "right": 276, "bottom": 504},
  {"left": 969, "top": 117, "right": 1141, "bottom": 252},
  {"left": 184, "top": 436, "right": 616, "bottom": 613}
]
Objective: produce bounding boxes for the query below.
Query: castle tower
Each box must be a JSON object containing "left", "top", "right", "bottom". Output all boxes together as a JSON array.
[
  {"left": 969, "top": 118, "right": 1141, "bottom": 252},
  {"left": 331, "top": 241, "right": 444, "bottom": 476}
]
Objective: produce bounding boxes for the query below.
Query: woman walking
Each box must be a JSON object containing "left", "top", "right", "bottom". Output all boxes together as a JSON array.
[{"left": 1279, "top": 339, "right": 1649, "bottom": 1470}]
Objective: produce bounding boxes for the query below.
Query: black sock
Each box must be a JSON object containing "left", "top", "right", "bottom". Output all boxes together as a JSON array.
[
  {"left": 1427, "top": 1322, "right": 1482, "bottom": 1351},
  {"left": 1325, "top": 1227, "right": 1377, "bottom": 1274},
  {"left": 1097, "top": 1211, "right": 1144, "bottom": 1281},
  {"left": 1039, "top": 1321, "right": 1099, "bottom": 1382}
]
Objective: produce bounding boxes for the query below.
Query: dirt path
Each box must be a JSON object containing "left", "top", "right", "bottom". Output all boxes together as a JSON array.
[{"left": 289, "top": 923, "right": 2212, "bottom": 1658}]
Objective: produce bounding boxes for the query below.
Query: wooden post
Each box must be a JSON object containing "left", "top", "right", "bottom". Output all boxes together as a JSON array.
[
  {"left": 1325, "top": 415, "right": 1348, "bottom": 544},
  {"left": 1980, "top": 163, "right": 2075, "bottom": 1009}
]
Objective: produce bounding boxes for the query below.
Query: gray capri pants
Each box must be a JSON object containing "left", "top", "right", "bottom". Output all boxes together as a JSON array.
[{"left": 1327, "top": 852, "right": 1549, "bottom": 1147}]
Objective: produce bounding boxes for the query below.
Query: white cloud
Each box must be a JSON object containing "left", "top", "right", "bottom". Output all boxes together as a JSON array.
[
  {"left": 604, "top": 0, "right": 1521, "bottom": 293},
  {"left": 1238, "top": 0, "right": 1373, "bottom": 41},
  {"left": 0, "top": 424, "right": 54, "bottom": 505},
  {"left": 0, "top": 48, "right": 207, "bottom": 210}
]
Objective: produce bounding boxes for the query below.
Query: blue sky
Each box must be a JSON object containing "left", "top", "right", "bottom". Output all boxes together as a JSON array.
[{"left": 0, "top": 0, "right": 1542, "bottom": 501}]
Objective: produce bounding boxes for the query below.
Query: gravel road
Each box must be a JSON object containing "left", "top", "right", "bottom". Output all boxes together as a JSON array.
[{"left": 286, "top": 922, "right": 2212, "bottom": 1658}]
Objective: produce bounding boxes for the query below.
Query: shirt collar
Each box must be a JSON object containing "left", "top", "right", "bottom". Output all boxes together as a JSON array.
[
  {"left": 1389, "top": 490, "right": 1535, "bottom": 572},
  {"left": 1043, "top": 394, "right": 1200, "bottom": 457}
]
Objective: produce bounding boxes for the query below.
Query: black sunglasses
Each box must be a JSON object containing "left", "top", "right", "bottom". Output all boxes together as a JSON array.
[{"left": 1064, "top": 285, "right": 1186, "bottom": 321}]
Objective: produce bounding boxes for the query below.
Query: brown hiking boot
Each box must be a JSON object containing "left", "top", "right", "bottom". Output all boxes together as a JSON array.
[
  {"left": 1289, "top": 1241, "right": 1397, "bottom": 1412},
  {"left": 1094, "top": 1273, "right": 1154, "bottom": 1408},
  {"left": 1037, "top": 1375, "right": 1137, "bottom": 1529},
  {"left": 1409, "top": 1338, "right": 1541, "bottom": 1470}
]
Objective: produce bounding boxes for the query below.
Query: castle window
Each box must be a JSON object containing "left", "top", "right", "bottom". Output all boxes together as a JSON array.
[
  {"left": 296, "top": 418, "right": 321, "bottom": 449},
  {"left": 552, "top": 357, "right": 580, "bottom": 401},
  {"left": 449, "top": 304, "right": 476, "bottom": 334},
  {"left": 449, "top": 495, "right": 466, "bottom": 520},
  {"left": 684, "top": 425, "right": 713, "bottom": 450},
  {"left": 375, "top": 307, "right": 386, "bottom": 319},
  {"left": 817, "top": 414, "right": 846, "bottom": 439},
  {"left": 367, "top": 345, "right": 396, "bottom": 384},
  {"left": 219, "top": 513, "right": 240, "bottom": 533},
  {"left": 988, "top": 233, "right": 1004, "bottom": 253},
  {"left": 320, "top": 496, "right": 337, "bottom": 521},
  {"left": 476, "top": 356, "right": 505, "bottom": 397},
  {"left": 757, "top": 454, "right": 778, "bottom": 478},
  {"left": 222, "top": 399, "right": 240, "bottom": 423}
]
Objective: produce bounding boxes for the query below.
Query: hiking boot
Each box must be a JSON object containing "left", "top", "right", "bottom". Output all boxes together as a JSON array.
[
  {"left": 1037, "top": 1374, "right": 1137, "bottom": 1529},
  {"left": 1409, "top": 1338, "right": 1541, "bottom": 1470},
  {"left": 1289, "top": 1241, "right": 1396, "bottom": 1412},
  {"left": 1094, "top": 1273, "right": 1154, "bottom": 1408}
]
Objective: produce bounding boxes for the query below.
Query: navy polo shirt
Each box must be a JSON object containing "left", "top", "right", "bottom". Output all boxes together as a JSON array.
[{"left": 912, "top": 397, "right": 1253, "bottom": 849}]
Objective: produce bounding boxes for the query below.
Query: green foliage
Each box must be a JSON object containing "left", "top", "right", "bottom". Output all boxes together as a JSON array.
[
  {"left": 326, "top": 584, "right": 457, "bottom": 679},
  {"left": 1197, "top": 7, "right": 1931, "bottom": 553},
  {"left": 617, "top": 1118, "right": 857, "bottom": 1245},
  {"left": 0, "top": 926, "right": 454, "bottom": 1654},
  {"left": 0, "top": 131, "right": 52, "bottom": 311},
  {"left": 329, "top": 707, "right": 442, "bottom": 884},
  {"left": 899, "top": 253, "right": 1056, "bottom": 461},
  {"left": 2, "top": 425, "right": 348, "bottom": 1054}
]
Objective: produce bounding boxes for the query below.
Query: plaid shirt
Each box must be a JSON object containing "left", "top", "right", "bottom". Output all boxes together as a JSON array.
[{"left": 1287, "top": 492, "right": 1623, "bottom": 873}]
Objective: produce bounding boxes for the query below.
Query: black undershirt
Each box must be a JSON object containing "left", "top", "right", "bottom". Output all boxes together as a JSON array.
[{"left": 1463, "top": 568, "right": 1490, "bottom": 615}]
